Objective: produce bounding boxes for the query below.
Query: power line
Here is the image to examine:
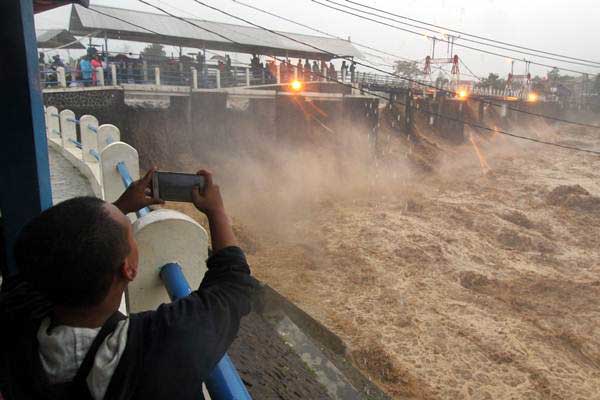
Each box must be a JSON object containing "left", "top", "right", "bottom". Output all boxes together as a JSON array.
[
  {"left": 228, "top": 0, "right": 485, "bottom": 82},
  {"left": 320, "top": 0, "right": 600, "bottom": 70},
  {"left": 134, "top": 0, "right": 600, "bottom": 154},
  {"left": 228, "top": 0, "right": 411, "bottom": 66},
  {"left": 312, "top": 0, "right": 597, "bottom": 76},
  {"left": 171, "top": 0, "right": 600, "bottom": 130},
  {"left": 342, "top": 0, "right": 600, "bottom": 67}
]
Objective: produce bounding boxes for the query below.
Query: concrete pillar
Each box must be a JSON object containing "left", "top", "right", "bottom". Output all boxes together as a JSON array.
[
  {"left": 80, "top": 115, "right": 99, "bottom": 163},
  {"left": 128, "top": 209, "right": 209, "bottom": 312},
  {"left": 111, "top": 63, "right": 117, "bottom": 86},
  {"left": 216, "top": 69, "right": 221, "bottom": 88},
  {"left": 478, "top": 101, "right": 485, "bottom": 123},
  {"left": 98, "top": 124, "right": 121, "bottom": 152},
  {"left": 59, "top": 109, "right": 77, "bottom": 149},
  {"left": 100, "top": 141, "right": 139, "bottom": 203},
  {"left": 245, "top": 67, "right": 250, "bottom": 86},
  {"left": 276, "top": 64, "right": 281, "bottom": 84},
  {"left": 341, "top": 68, "right": 346, "bottom": 83},
  {"left": 46, "top": 106, "right": 60, "bottom": 139},
  {"left": 294, "top": 66, "right": 298, "bottom": 80},
  {"left": 57, "top": 67, "right": 66, "bottom": 88},
  {"left": 405, "top": 90, "right": 413, "bottom": 134},
  {"left": 191, "top": 67, "right": 198, "bottom": 89},
  {"left": 142, "top": 60, "right": 148, "bottom": 82},
  {"left": 96, "top": 67, "right": 105, "bottom": 86},
  {"left": 501, "top": 103, "right": 508, "bottom": 118},
  {"left": 155, "top": 67, "right": 161, "bottom": 85}
]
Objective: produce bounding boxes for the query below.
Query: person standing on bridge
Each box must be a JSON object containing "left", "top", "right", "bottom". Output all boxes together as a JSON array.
[
  {"left": 312, "top": 60, "right": 320, "bottom": 81},
  {"left": 340, "top": 60, "right": 348, "bottom": 82},
  {"left": 90, "top": 55, "right": 102, "bottom": 86},
  {"left": 296, "top": 58, "right": 303, "bottom": 80},
  {"left": 78, "top": 56, "right": 92, "bottom": 87},
  {"left": 328, "top": 61, "right": 336, "bottom": 81},
  {"left": 0, "top": 169, "right": 258, "bottom": 400},
  {"left": 304, "top": 59, "right": 311, "bottom": 81},
  {"left": 349, "top": 61, "right": 357, "bottom": 83}
]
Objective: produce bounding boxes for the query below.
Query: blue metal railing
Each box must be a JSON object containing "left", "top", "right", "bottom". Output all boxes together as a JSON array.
[
  {"left": 69, "top": 138, "right": 82, "bottom": 149},
  {"left": 159, "top": 263, "right": 252, "bottom": 400},
  {"left": 90, "top": 149, "right": 100, "bottom": 161},
  {"left": 116, "top": 161, "right": 150, "bottom": 218}
]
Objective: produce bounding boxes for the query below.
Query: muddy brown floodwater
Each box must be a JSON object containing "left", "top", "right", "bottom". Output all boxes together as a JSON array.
[{"left": 170, "top": 117, "right": 600, "bottom": 399}]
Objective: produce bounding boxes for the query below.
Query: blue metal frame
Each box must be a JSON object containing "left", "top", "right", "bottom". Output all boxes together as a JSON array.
[
  {"left": 159, "top": 263, "right": 252, "bottom": 400},
  {"left": 0, "top": 0, "right": 53, "bottom": 276}
]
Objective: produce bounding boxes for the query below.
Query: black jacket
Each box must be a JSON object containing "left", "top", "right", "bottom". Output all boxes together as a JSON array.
[{"left": 0, "top": 246, "right": 257, "bottom": 400}]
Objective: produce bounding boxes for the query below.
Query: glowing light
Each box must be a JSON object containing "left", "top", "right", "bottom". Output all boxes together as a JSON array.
[
  {"left": 458, "top": 90, "right": 468, "bottom": 100},
  {"left": 290, "top": 80, "right": 303, "bottom": 91},
  {"left": 527, "top": 92, "right": 539, "bottom": 102}
]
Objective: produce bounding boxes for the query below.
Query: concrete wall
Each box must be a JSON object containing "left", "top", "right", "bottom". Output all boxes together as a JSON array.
[{"left": 45, "top": 89, "right": 378, "bottom": 171}]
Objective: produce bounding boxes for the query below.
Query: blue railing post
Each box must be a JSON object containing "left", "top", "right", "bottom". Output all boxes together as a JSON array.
[
  {"left": 159, "top": 263, "right": 252, "bottom": 400},
  {"left": 116, "top": 161, "right": 150, "bottom": 217}
]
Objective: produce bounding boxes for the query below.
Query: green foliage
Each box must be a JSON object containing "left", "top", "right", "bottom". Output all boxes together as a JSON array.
[
  {"left": 141, "top": 43, "right": 166, "bottom": 62},
  {"left": 477, "top": 73, "right": 506, "bottom": 90},
  {"left": 394, "top": 60, "right": 423, "bottom": 78}
]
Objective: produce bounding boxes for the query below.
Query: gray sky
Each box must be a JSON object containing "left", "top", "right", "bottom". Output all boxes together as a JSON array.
[{"left": 36, "top": 0, "right": 600, "bottom": 79}]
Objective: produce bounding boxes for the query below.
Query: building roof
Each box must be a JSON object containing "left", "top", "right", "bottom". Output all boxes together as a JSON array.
[
  {"left": 68, "top": 5, "right": 362, "bottom": 61},
  {"left": 36, "top": 29, "right": 85, "bottom": 49}
]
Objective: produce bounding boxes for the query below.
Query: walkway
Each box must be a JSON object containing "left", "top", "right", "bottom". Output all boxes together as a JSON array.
[{"left": 48, "top": 146, "right": 94, "bottom": 204}]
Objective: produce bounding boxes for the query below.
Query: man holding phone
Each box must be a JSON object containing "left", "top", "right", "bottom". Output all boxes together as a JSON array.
[{"left": 0, "top": 169, "right": 257, "bottom": 399}]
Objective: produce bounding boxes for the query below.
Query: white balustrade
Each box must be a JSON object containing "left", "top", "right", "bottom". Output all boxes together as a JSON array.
[
  {"left": 155, "top": 67, "right": 161, "bottom": 85},
  {"left": 96, "top": 67, "right": 105, "bottom": 86}
]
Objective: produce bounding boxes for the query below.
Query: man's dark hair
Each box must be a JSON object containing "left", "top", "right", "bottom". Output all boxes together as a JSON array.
[{"left": 14, "top": 197, "right": 130, "bottom": 308}]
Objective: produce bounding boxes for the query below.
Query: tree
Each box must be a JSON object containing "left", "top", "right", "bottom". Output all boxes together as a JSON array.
[
  {"left": 477, "top": 73, "right": 506, "bottom": 90},
  {"left": 547, "top": 67, "right": 560, "bottom": 83},
  {"left": 141, "top": 43, "right": 166, "bottom": 62},
  {"left": 394, "top": 60, "right": 423, "bottom": 78}
]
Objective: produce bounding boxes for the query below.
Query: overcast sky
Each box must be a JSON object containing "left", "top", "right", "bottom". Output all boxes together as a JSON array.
[{"left": 36, "top": 0, "right": 600, "bottom": 79}]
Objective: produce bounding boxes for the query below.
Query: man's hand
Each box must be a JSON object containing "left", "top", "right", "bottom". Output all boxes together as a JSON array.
[
  {"left": 191, "top": 170, "right": 236, "bottom": 251},
  {"left": 114, "top": 167, "right": 164, "bottom": 215},
  {"left": 191, "top": 170, "right": 225, "bottom": 217}
]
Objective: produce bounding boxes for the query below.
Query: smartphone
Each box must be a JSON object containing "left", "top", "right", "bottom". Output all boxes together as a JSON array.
[{"left": 152, "top": 171, "right": 205, "bottom": 203}]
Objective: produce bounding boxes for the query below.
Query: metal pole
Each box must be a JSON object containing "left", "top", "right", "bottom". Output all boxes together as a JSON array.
[
  {"left": 116, "top": 162, "right": 150, "bottom": 218},
  {"left": 159, "top": 263, "right": 252, "bottom": 400},
  {"left": 0, "top": 0, "right": 53, "bottom": 276}
]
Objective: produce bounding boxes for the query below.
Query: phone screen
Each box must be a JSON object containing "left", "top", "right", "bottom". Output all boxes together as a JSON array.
[{"left": 153, "top": 171, "right": 204, "bottom": 203}]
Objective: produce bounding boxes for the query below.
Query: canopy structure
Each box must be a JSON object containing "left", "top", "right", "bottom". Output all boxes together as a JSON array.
[
  {"left": 36, "top": 29, "right": 85, "bottom": 49},
  {"left": 34, "top": 0, "right": 88, "bottom": 14},
  {"left": 68, "top": 5, "right": 362, "bottom": 61}
]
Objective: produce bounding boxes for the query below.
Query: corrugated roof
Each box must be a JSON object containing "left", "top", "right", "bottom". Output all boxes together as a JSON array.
[
  {"left": 69, "top": 5, "right": 362, "bottom": 60},
  {"left": 36, "top": 29, "right": 86, "bottom": 49}
]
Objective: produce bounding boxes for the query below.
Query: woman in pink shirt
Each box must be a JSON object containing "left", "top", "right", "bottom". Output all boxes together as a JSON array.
[{"left": 91, "top": 55, "right": 102, "bottom": 85}]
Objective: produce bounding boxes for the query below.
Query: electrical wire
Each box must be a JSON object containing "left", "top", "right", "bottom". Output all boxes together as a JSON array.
[
  {"left": 319, "top": 0, "right": 600, "bottom": 70},
  {"left": 131, "top": 0, "right": 600, "bottom": 155},
  {"left": 312, "top": 0, "right": 597, "bottom": 76},
  {"left": 342, "top": 0, "right": 600, "bottom": 67},
  {"left": 174, "top": 0, "right": 600, "bottom": 129},
  {"left": 228, "top": 0, "right": 412, "bottom": 66}
]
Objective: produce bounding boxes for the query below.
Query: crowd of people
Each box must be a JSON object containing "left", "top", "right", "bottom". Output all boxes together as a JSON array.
[
  {"left": 39, "top": 47, "right": 107, "bottom": 87},
  {"left": 39, "top": 47, "right": 360, "bottom": 89},
  {"left": 250, "top": 54, "right": 358, "bottom": 84}
]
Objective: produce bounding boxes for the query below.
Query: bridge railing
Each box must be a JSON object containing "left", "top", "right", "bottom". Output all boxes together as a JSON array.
[{"left": 44, "top": 105, "right": 251, "bottom": 400}]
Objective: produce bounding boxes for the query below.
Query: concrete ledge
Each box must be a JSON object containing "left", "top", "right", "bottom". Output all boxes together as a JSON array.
[{"left": 43, "top": 85, "right": 122, "bottom": 94}]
